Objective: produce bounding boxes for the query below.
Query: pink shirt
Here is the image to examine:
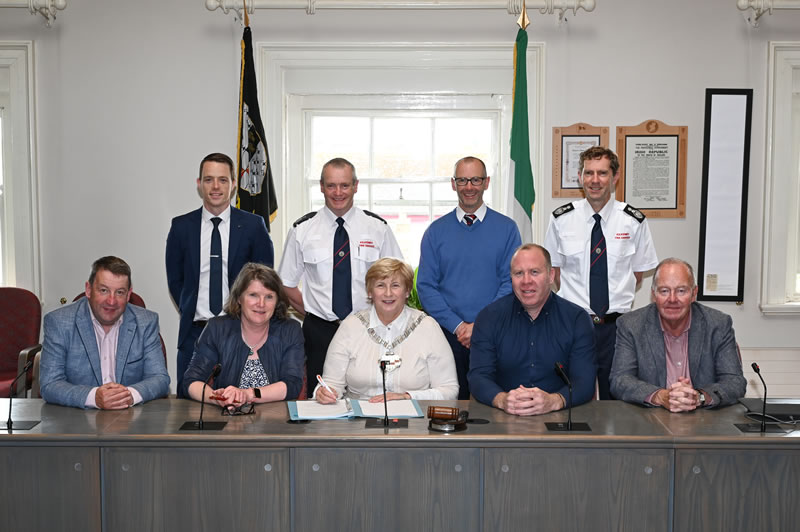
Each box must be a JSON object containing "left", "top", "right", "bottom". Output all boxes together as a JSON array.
[{"left": 84, "top": 311, "right": 143, "bottom": 408}]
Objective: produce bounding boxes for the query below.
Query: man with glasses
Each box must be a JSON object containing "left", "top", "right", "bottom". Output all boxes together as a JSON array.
[
  {"left": 609, "top": 258, "right": 745, "bottom": 411},
  {"left": 543, "top": 146, "right": 658, "bottom": 399},
  {"left": 418, "top": 156, "right": 521, "bottom": 399}
]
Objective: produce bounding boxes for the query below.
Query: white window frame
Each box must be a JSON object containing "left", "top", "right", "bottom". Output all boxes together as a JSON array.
[
  {"left": 761, "top": 42, "right": 800, "bottom": 314},
  {"left": 0, "top": 41, "right": 40, "bottom": 295},
  {"left": 258, "top": 42, "right": 545, "bottom": 256}
]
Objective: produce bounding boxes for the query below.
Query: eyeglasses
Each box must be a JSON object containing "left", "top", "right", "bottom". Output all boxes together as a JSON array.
[
  {"left": 221, "top": 403, "right": 256, "bottom": 416},
  {"left": 452, "top": 177, "right": 486, "bottom": 186},
  {"left": 654, "top": 286, "right": 693, "bottom": 298}
]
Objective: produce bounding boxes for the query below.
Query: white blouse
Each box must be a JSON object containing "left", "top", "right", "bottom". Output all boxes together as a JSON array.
[{"left": 319, "top": 306, "right": 459, "bottom": 401}]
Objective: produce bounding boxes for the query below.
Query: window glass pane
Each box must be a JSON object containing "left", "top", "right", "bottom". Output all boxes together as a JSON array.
[
  {"left": 371, "top": 182, "right": 429, "bottom": 203},
  {"left": 310, "top": 116, "right": 370, "bottom": 178},
  {"left": 434, "top": 118, "right": 493, "bottom": 177},
  {"left": 384, "top": 206, "right": 431, "bottom": 269},
  {"left": 373, "top": 118, "right": 432, "bottom": 179}
]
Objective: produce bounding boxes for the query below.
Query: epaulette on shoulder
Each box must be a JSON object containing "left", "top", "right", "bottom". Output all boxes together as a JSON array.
[
  {"left": 623, "top": 204, "right": 646, "bottom": 223},
  {"left": 363, "top": 209, "right": 388, "bottom": 224},
  {"left": 552, "top": 203, "right": 575, "bottom": 219},
  {"left": 293, "top": 211, "right": 317, "bottom": 227}
]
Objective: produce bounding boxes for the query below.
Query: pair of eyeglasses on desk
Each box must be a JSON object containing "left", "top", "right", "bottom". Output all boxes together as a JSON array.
[{"left": 221, "top": 403, "right": 256, "bottom": 416}]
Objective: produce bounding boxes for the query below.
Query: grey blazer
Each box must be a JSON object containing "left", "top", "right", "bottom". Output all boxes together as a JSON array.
[
  {"left": 610, "top": 302, "right": 746, "bottom": 407},
  {"left": 40, "top": 298, "right": 170, "bottom": 408}
]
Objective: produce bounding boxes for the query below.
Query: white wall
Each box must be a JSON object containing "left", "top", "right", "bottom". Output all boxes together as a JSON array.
[{"left": 1, "top": 0, "right": 798, "bottom": 394}]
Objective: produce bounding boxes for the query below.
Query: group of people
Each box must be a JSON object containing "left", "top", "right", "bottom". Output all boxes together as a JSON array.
[{"left": 38, "top": 147, "right": 746, "bottom": 416}]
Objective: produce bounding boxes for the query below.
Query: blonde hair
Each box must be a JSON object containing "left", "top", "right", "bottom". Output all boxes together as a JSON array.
[{"left": 365, "top": 258, "right": 414, "bottom": 301}]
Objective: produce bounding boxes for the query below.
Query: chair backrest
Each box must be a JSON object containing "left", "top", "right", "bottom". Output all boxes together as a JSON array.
[{"left": 0, "top": 287, "right": 41, "bottom": 396}]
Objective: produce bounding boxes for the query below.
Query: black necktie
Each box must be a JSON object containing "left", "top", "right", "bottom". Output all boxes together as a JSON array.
[
  {"left": 332, "top": 217, "right": 352, "bottom": 320},
  {"left": 589, "top": 213, "right": 609, "bottom": 317},
  {"left": 210, "top": 217, "right": 223, "bottom": 316}
]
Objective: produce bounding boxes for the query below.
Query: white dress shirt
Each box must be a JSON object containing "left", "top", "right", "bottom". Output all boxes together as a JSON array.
[{"left": 194, "top": 206, "right": 231, "bottom": 320}]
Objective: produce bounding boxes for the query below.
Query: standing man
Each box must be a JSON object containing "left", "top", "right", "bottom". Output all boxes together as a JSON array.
[
  {"left": 417, "top": 156, "right": 521, "bottom": 399},
  {"left": 543, "top": 146, "right": 658, "bottom": 399},
  {"left": 610, "top": 258, "right": 746, "bottom": 410},
  {"left": 278, "top": 157, "right": 403, "bottom": 389},
  {"left": 40, "top": 256, "right": 170, "bottom": 408},
  {"left": 468, "top": 244, "right": 596, "bottom": 415},
  {"left": 166, "top": 152, "right": 273, "bottom": 397}
]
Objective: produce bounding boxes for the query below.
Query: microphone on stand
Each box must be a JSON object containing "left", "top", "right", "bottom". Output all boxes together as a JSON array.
[
  {"left": 4, "top": 359, "right": 40, "bottom": 431},
  {"left": 365, "top": 358, "right": 408, "bottom": 429},
  {"left": 180, "top": 363, "right": 227, "bottom": 431},
  {"left": 735, "top": 362, "right": 785, "bottom": 433},
  {"left": 545, "top": 362, "right": 591, "bottom": 432}
]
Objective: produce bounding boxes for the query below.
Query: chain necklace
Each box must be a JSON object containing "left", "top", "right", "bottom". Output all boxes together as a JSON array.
[{"left": 356, "top": 309, "right": 425, "bottom": 359}]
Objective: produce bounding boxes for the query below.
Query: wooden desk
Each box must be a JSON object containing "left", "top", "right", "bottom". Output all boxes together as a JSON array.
[{"left": 2, "top": 399, "right": 799, "bottom": 532}]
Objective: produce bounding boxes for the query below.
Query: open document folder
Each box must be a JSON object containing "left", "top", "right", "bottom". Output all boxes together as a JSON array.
[{"left": 288, "top": 399, "right": 424, "bottom": 421}]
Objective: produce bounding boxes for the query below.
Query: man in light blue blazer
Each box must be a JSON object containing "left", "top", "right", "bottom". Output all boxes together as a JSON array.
[
  {"left": 610, "top": 258, "right": 746, "bottom": 411},
  {"left": 40, "top": 256, "right": 170, "bottom": 409},
  {"left": 166, "top": 153, "right": 273, "bottom": 397}
]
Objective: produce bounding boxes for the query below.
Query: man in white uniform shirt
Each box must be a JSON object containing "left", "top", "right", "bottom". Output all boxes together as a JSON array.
[
  {"left": 278, "top": 157, "right": 403, "bottom": 389},
  {"left": 543, "top": 146, "right": 658, "bottom": 399}
]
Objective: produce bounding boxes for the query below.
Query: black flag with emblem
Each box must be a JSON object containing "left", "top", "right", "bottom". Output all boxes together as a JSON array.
[{"left": 237, "top": 25, "right": 277, "bottom": 232}]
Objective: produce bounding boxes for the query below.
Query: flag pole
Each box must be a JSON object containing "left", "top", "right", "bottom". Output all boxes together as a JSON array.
[
  {"left": 517, "top": 1, "right": 529, "bottom": 30},
  {"left": 243, "top": 0, "right": 250, "bottom": 27}
]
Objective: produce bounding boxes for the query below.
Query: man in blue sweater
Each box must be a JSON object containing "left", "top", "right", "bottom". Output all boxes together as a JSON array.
[{"left": 417, "top": 156, "right": 522, "bottom": 399}]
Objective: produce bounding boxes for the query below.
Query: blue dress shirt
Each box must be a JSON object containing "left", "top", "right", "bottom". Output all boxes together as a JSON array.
[{"left": 468, "top": 292, "right": 597, "bottom": 408}]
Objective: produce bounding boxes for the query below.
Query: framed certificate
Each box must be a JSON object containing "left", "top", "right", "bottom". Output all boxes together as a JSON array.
[
  {"left": 552, "top": 123, "right": 609, "bottom": 198},
  {"left": 616, "top": 120, "right": 687, "bottom": 218}
]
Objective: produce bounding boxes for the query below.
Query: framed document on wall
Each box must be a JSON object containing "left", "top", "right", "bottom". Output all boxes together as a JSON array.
[
  {"left": 552, "top": 123, "right": 609, "bottom": 198},
  {"left": 697, "top": 89, "right": 753, "bottom": 301},
  {"left": 615, "top": 120, "right": 688, "bottom": 218}
]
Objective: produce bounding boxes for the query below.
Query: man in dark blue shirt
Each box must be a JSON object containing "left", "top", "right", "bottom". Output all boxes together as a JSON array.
[{"left": 468, "top": 244, "right": 597, "bottom": 415}]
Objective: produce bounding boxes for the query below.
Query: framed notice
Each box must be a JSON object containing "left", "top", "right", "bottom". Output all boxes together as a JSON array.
[
  {"left": 616, "top": 120, "right": 687, "bottom": 218},
  {"left": 697, "top": 89, "right": 753, "bottom": 302},
  {"left": 552, "top": 123, "right": 609, "bottom": 198}
]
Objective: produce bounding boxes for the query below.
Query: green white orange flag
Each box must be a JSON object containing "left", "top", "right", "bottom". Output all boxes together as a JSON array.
[{"left": 507, "top": 27, "right": 534, "bottom": 243}]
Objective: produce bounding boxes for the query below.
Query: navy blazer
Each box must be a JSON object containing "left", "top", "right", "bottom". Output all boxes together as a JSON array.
[
  {"left": 39, "top": 298, "right": 170, "bottom": 408},
  {"left": 166, "top": 206, "right": 274, "bottom": 349},
  {"left": 181, "top": 316, "right": 304, "bottom": 400}
]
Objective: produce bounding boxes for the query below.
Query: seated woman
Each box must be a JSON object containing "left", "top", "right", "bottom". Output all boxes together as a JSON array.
[
  {"left": 315, "top": 258, "right": 458, "bottom": 403},
  {"left": 183, "top": 263, "right": 304, "bottom": 406}
]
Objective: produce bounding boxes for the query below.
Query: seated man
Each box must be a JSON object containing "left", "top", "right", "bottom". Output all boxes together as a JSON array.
[
  {"left": 469, "top": 244, "right": 596, "bottom": 416},
  {"left": 610, "top": 258, "right": 746, "bottom": 411},
  {"left": 40, "top": 256, "right": 170, "bottom": 409}
]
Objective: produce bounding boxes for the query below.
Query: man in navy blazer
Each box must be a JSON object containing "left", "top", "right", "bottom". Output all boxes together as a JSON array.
[
  {"left": 166, "top": 153, "right": 273, "bottom": 396},
  {"left": 610, "top": 258, "right": 746, "bottom": 411},
  {"left": 40, "top": 256, "right": 170, "bottom": 408}
]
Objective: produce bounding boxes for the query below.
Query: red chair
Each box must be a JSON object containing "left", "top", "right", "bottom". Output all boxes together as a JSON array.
[{"left": 0, "top": 287, "right": 42, "bottom": 397}]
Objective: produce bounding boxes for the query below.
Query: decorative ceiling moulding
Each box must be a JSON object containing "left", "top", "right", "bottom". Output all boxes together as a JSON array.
[
  {"left": 0, "top": 0, "right": 66, "bottom": 26},
  {"left": 205, "top": 0, "right": 596, "bottom": 19},
  {"left": 737, "top": 0, "right": 800, "bottom": 27}
]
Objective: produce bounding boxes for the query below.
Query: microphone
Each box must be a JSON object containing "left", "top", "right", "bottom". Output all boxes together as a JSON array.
[
  {"left": 5, "top": 359, "right": 34, "bottom": 431},
  {"left": 752, "top": 362, "right": 767, "bottom": 433},
  {"left": 180, "top": 363, "right": 226, "bottom": 431},
  {"left": 198, "top": 363, "right": 222, "bottom": 430},
  {"left": 380, "top": 360, "right": 389, "bottom": 427},
  {"left": 545, "top": 361, "right": 591, "bottom": 432},
  {"left": 554, "top": 362, "right": 572, "bottom": 431}
]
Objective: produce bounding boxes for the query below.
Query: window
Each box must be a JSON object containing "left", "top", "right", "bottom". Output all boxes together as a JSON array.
[
  {"left": 305, "top": 110, "right": 497, "bottom": 266},
  {"left": 761, "top": 42, "right": 800, "bottom": 313}
]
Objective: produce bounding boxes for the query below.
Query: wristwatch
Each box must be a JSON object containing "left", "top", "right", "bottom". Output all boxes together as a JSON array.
[
  {"left": 697, "top": 391, "right": 706, "bottom": 407},
  {"left": 252, "top": 387, "right": 261, "bottom": 399}
]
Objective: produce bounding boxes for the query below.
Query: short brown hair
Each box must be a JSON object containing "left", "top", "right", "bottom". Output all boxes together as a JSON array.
[
  {"left": 88, "top": 256, "right": 131, "bottom": 288},
  {"left": 320, "top": 157, "right": 357, "bottom": 184},
  {"left": 511, "top": 243, "right": 552, "bottom": 272},
  {"left": 578, "top": 146, "right": 619, "bottom": 176},
  {"left": 365, "top": 258, "right": 414, "bottom": 302},
  {"left": 198, "top": 152, "right": 235, "bottom": 181},
  {"left": 453, "top": 156, "right": 487, "bottom": 178},
  {"left": 224, "top": 263, "right": 289, "bottom": 320}
]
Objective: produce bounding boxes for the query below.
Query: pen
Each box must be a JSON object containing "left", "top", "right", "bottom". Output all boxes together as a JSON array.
[{"left": 316, "top": 374, "right": 334, "bottom": 395}]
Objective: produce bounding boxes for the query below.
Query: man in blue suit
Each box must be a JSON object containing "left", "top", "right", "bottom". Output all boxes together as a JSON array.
[
  {"left": 166, "top": 153, "right": 273, "bottom": 396},
  {"left": 40, "top": 256, "right": 170, "bottom": 408}
]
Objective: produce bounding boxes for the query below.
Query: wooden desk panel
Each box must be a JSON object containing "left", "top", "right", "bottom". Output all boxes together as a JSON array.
[
  {"left": 294, "top": 447, "right": 481, "bottom": 532},
  {"left": 0, "top": 446, "right": 101, "bottom": 531},
  {"left": 102, "top": 447, "right": 290, "bottom": 531}
]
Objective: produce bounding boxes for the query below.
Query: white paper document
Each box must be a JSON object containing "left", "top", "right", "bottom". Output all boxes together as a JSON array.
[
  {"left": 293, "top": 400, "right": 352, "bottom": 420},
  {"left": 353, "top": 399, "right": 421, "bottom": 418}
]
